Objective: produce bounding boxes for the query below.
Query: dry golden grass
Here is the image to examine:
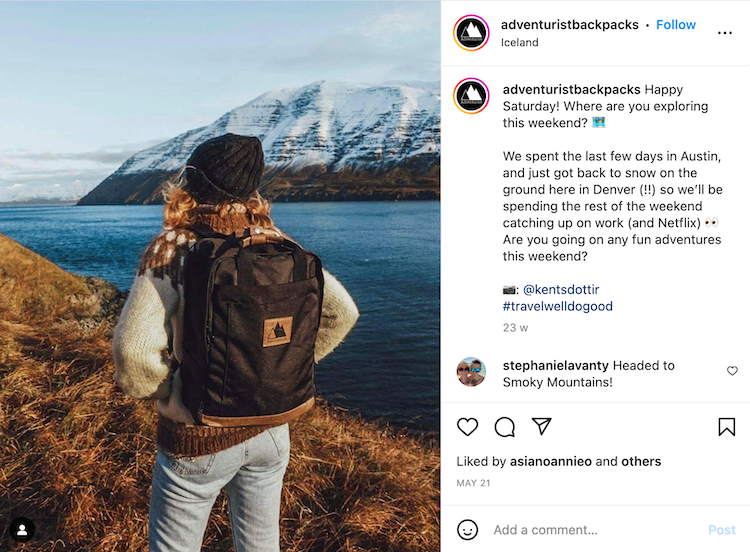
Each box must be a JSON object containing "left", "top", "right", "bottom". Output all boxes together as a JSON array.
[
  {"left": 0, "top": 234, "right": 91, "bottom": 321},
  {"left": 0, "top": 232, "right": 439, "bottom": 551}
]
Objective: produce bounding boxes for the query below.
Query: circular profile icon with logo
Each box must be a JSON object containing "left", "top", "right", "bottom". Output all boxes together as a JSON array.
[
  {"left": 453, "top": 15, "right": 489, "bottom": 51},
  {"left": 453, "top": 78, "right": 489, "bottom": 114}
]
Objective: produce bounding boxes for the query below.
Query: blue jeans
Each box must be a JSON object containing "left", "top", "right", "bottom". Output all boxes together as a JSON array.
[{"left": 149, "top": 424, "right": 290, "bottom": 552}]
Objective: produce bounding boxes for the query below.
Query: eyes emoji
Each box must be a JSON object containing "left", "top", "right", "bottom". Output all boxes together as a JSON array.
[{"left": 704, "top": 217, "right": 718, "bottom": 227}]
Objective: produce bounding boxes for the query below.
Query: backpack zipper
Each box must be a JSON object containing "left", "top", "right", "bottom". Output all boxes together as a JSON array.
[
  {"left": 218, "top": 303, "right": 231, "bottom": 415},
  {"left": 204, "top": 255, "right": 225, "bottom": 361}
]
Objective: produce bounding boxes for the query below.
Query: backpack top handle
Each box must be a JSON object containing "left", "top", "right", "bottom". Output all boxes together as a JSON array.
[
  {"left": 235, "top": 226, "right": 284, "bottom": 247},
  {"left": 189, "top": 223, "right": 309, "bottom": 283},
  {"left": 190, "top": 223, "right": 284, "bottom": 247},
  {"left": 234, "top": 226, "right": 310, "bottom": 284}
]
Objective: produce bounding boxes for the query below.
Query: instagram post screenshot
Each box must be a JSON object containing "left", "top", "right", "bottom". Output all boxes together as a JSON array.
[
  {"left": 1, "top": 1, "right": 748, "bottom": 551},
  {"left": 0, "top": 2, "right": 439, "bottom": 550},
  {"left": 443, "top": 1, "right": 748, "bottom": 551}
]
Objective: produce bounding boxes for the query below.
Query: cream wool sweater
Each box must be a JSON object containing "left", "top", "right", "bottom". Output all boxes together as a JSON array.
[{"left": 112, "top": 227, "right": 359, "bottom": 426}]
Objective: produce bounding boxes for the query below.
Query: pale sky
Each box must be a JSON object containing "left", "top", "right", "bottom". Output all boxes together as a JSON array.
[{"left": 0, "top": 1, "right": 439, "bottom": 200}]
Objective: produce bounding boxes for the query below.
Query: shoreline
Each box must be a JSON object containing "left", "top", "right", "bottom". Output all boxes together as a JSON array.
[
  {"left": 0, "top": 197, "right": 440, "bottom": 208},
  {"left": 0, "top": 230, "right": 439, "bottom": 550},
  {"left": 0, "top": 240, "right": 439, "bottom": 436},
  {"left": 0, "top": 204, "right": 440, "bottom": 434}
]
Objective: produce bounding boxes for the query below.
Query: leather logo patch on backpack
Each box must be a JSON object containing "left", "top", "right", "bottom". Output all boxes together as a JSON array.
[{"left": 263, "top": 316, "right": 293, "bottom": 347}]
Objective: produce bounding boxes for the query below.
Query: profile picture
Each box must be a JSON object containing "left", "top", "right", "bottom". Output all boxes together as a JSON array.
[{"left": 457, "top": 357, "right": 486, "bottom": 387}]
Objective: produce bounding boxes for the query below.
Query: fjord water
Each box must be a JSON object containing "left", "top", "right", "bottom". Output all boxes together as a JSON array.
[{"left": 0, "top": 202, "right": 439, "bottom": 431}]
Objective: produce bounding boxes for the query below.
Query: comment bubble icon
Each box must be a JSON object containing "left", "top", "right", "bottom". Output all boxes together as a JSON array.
[{"left": 495, "top": 417, "right": 516, "bottom": 437}]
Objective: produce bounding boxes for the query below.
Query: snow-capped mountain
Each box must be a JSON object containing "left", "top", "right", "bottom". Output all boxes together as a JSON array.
[{"left": 79, "top": 80, "right": 440, "bottom": 205}]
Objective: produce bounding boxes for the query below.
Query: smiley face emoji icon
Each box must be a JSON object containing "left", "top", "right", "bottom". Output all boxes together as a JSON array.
[{"left": 457, "top": 519, "right": 479, "bottom": 541}]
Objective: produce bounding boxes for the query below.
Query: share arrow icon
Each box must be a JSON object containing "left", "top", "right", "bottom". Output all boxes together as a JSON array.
[{"left": 532, "top": 418, "right": 551, "bottom": 436}]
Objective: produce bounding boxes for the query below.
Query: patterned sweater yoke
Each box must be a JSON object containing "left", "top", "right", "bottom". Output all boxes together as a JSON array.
[{"left": 112, "top": 216, "right": 360, "bottom": 457}]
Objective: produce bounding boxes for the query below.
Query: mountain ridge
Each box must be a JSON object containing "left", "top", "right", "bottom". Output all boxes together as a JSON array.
[{"left": 78, "top": 80, "right": 440, "bottom": 205}]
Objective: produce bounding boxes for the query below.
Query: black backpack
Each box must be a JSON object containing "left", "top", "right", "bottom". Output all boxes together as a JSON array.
[{"left": 180, "top": 223, "right": 324, "bottom": 427}]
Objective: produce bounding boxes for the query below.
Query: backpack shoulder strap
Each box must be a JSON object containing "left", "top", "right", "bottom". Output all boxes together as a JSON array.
[
  {"left": 189, "top": 223, "right": 227, "bottom": 240},
  {"left": 188, "top": 225, "right": 310, "bottom": 281}
]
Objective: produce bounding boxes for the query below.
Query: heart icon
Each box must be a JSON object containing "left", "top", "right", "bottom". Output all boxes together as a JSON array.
[
  {"left": 457, "top": 417, "right": 478, "bottom": 436},
  {"left": 727, "top": 366, "right": 738, "bottom": 376}
]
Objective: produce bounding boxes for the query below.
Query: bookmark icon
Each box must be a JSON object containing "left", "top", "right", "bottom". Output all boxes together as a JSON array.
[{"left": 718, "top": 418, "right": 735, "bottom": 437}]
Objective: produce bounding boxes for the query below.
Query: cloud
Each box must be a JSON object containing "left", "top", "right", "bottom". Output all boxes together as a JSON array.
[
  {"left": 5, "top": 138, "right": 168, "bottom": 166},
  {"left": 0, "top": 137, "right": 170, "bottom": 200},
  {"left": 0, "top": 139, "right": 168, "bottom": 201},
  {"left": 202, "top": 3, "right": 439, "bottom": 83},
  {"left": 16, "top": 150, "right": 136, "bottom": 164},
  {"left": 358, "top": 4, "right": 439, "bottom": 37}
]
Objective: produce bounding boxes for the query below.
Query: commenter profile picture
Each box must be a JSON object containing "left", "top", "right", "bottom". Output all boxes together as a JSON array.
[
  {"left": 453, "top": 78, "right": 489, "bottom": 114},
  {"left": 457, "top": 357, "right": 486, "bottom": 387}
]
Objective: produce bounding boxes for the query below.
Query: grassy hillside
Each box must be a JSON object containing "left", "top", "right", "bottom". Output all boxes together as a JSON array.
[
  {"left": 0, "top": 233, "right": 439, "bottom": 551},
  {"left": 0, "top": 233, "right": 92, "bottom": 319}
]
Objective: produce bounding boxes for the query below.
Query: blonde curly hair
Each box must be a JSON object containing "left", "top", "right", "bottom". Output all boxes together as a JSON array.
[{"left": 161, "top": 170, "right": 278, "bottom": 234}]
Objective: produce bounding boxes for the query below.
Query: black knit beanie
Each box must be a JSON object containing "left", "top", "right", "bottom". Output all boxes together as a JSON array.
[{"left": 183, "top": 133, "right": 265, "bottom": 204}]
